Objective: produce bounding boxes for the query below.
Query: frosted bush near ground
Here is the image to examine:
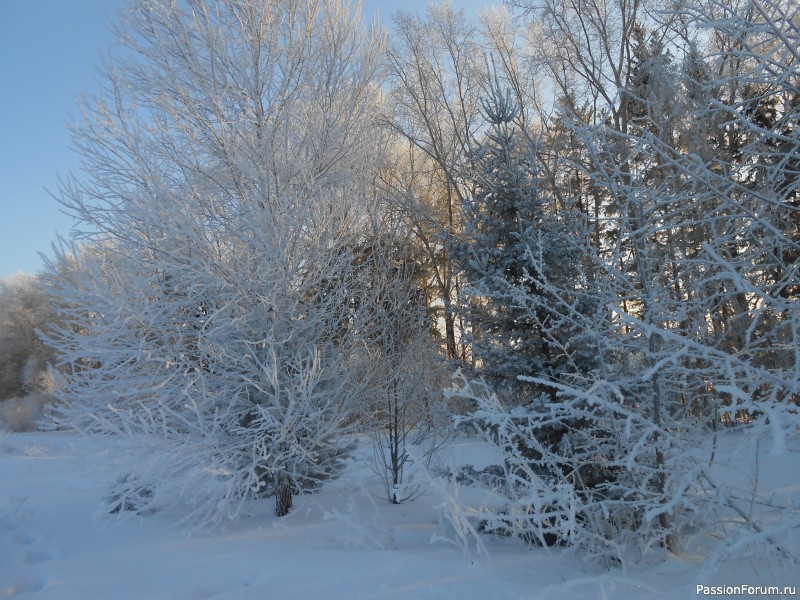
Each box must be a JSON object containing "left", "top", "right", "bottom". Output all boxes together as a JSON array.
[
  {"left": 696, "top": 513, "right": 800, "bottom": 585},
  {"left": 0, "top": 274, "right": 60, "bottom": 429},
  {"left": 446, "top": 371, "right": 800, "bottom": 572},
  {"left": 429, "top": 476, "right": 490, "bottom": 560},
  {"left": 688, "top": 428, "right": 800, "bottom": 581},
  {"left": 364, "top": 259, "right": 454, "bottom": 505},
  {"left": 403, "top": 444, "right": 490, "bottom": 560},
  {"left": 0, "top": 393, "right": 51, "bottom": 432},
  {"left": 322, "top": 484, "right": 397, "bottom": 551},
  {"left": 446, "top": 373, "right": 668, "bottom": 563}
]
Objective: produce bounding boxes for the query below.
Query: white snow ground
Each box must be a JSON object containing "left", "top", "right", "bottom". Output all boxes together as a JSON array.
[{"left": 1, "top": 430, "right": 798, "bottom": 599}]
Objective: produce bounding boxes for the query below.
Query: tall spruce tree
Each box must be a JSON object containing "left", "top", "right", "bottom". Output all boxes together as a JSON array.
[{"left": 451, "top": 76, "right": 598, "bottom": 403}]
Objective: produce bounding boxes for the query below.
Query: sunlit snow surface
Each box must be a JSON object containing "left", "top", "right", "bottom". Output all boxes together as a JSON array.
[{"left": 1, "top": 431, "right": 797, "bottom": 599}]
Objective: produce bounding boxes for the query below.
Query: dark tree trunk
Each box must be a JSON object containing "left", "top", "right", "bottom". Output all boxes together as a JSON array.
[{"left": 276, "top": 472, "right": 293, "bottom": 517}]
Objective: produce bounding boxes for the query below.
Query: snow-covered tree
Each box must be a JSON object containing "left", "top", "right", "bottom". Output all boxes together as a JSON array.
[
  {"left": 384, "top": 4, "right": 485, "bottom": 361},
  {"left": 384, "top": 5, "right": 544, "bottom": 363},
  {"left": 0, "top": 274, "right": 59, "bottom": 431},
  {"left": 43, "top": 0, "right": 402, "bottom": 526},
  {"left": 451, "top": 74, "right": 599, "bottom": 403},
  {"left": 445, "top": 0, "right": 799, "bottom": 565},
  {"left": 360, "top": 238, "right": 450, "bottom": 504}
]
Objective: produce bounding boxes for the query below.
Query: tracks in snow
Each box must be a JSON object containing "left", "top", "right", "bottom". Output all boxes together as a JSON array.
[{"left": 1, "top": 496, "right": 59, "bottom": 598}]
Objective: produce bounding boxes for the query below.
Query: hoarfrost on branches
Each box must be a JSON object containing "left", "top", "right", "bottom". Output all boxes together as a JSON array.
[{"left": 43, "top": 0, "right": 410, "bottom": 527}]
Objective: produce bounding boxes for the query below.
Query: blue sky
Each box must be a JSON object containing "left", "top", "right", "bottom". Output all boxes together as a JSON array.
[
  {"left": 0, "top": 0, "right": 127, "bottom": 281},
  {"left": 0, "top": 0, "right": 495, "bottom": 281}
]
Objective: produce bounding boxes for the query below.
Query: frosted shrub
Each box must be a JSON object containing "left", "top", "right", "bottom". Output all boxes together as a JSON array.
[
  {"left": 448, "top": 373, "right": 695, "bottom": 564},
  {"left": 0, "top": 393, "right": 51, "bottom": 433},
  {"left": 0, "top": 275, "right": 60, "bottom": 431}
]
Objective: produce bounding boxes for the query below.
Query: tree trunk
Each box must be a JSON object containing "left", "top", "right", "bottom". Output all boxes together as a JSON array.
[{"left": 276, "top": 472, "right": 293, "bottom": 517}]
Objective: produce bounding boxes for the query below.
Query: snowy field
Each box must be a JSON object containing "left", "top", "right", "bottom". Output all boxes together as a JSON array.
[{"left": 1, "top": 430, "right": 798, "bottom": 600}]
